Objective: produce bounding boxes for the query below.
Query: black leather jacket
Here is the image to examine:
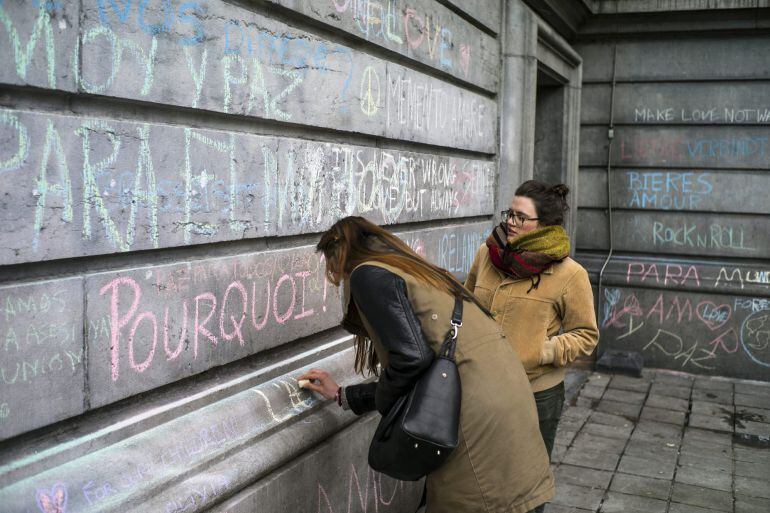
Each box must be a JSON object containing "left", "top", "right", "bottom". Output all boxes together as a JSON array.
[{"left": 343, "top": 265, "right": 434, "bottom": 415}]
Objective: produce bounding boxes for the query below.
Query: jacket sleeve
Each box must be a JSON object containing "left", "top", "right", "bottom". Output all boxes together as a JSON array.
[
  {"left": 540, "top": 266, "right": 600, "bottom": 367},
  {"left": 343, "top": 382, "right": 377, "bottom": 415},
  {"left": 350, "top": 265, "right": 434, "bottom": 415},
  {"left": 464, "top": 244, "right": 484, "bottom": 291}
]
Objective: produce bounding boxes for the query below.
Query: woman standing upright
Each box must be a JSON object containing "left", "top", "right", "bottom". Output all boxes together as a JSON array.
[
  {"left": 465, "top": 181, "right": 599, "bottom": 462},
  {"left": 300, "top": 216, "right": 554, "bottom": 513}
]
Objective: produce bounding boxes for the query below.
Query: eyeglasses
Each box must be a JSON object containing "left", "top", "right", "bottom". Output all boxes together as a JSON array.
[{"left": 500, "top": 209, "right": 540, "bottom": 225}]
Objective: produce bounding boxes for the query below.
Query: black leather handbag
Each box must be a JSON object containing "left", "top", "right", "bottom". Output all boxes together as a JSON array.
[{"left": 368, "top": 297, "right": 463, "bottom": 481}]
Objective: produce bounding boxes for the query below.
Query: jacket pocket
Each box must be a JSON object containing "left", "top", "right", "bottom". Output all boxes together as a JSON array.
[{"left": 501, "top": 296, "right": 553, "bottom": 372}]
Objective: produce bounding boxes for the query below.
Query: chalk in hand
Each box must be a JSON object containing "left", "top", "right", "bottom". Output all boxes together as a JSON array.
[{"left": 298, "top": 379, "right": 311, "bottom": 389}]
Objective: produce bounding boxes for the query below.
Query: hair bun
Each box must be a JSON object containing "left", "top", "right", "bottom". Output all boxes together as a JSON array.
[{"left": 550, "top": 184, "right": 569, "bottom": 198}]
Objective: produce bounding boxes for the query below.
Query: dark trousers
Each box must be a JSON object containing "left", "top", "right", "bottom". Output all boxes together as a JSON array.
[{"left": 530, "top": 381, "right": 565, "bottom": 513}]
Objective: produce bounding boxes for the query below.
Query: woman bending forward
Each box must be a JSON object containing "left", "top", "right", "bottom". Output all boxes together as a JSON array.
[{"left": 301, "top": 216, "right": 554, "bottom": 513}]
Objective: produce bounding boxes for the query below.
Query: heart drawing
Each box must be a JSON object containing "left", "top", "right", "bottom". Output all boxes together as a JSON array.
[
  {"left": 36, "top": 483, "right": 67, "bottom": 513},
  {"left": 696, "top": 301, "right": 732, "bottom": 331}
]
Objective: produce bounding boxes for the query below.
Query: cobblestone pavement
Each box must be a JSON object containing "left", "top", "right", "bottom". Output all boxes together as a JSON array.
[{"left": 546, "top": 369, "right": 770, "bottom": 513}]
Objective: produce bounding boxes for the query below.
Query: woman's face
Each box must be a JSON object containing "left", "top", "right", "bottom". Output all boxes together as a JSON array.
[{"left": 506, "top": 195, "right": 541, "bottom": 238}]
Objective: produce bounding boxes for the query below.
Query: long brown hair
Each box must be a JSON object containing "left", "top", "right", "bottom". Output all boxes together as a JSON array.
[{"left": 317, "top": 216, "right": 491, "bottom": 375}]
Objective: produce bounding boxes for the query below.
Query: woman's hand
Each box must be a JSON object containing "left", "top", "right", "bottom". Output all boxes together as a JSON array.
[{"left": 297, "top": 369, "right": 340, "bottom": 400}]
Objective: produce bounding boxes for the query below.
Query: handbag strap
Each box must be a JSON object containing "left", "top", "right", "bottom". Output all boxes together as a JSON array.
[
  {"left": 438, "top": 296, "right": 463, "bottom": 361},
  {"left": 451, "top": 296, "right": 463, "bottom": 327}
]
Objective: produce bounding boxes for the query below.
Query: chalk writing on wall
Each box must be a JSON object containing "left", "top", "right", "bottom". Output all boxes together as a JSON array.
[
  {"left": 317, "top": 463, "right": 408, "bottom": 513},
  {"left": 602, "top": 285, "right": 770, "bottom": 379},
  {"left": 1, "top": 3, "right": 493, "bottom": 513},
  {"left": 402, "top": 229, "right": 485, "bottom": 275},
  {"left": 2, "top": 352, "right": 357, "bottom": 513},
  {"left": 0, "top": 109, "right": 494, "bottom": 264},
  {"left": 164, "top": 474, "right": 231, "bottom": 513},
  {"left": 626, "top": 171, "right": 713, "bottom": 210},
  {"left": 324, "top": 0, "right": 462, "bottom": 73},
  {"left": 82, "top": 223, "right": 487, "bottom": 407},
  {"left": 263, "top": 0, "right": 498, "bottom": 92},
  {"left": 0, "top": 2, "right": 496, "bottom": 151},
  {"left": 715, "top": 267, "right": 770, "bottom": 289},
  {"left": 602, "top": 289, "right": 767, "bottom": 375},
  {"left": 622, "top": 261, "right": 770, "bottom": 302},
  {"left": 617, "top": 132, "right": 768, "bottom": 167},
  {"left": 0, "top": 278, "right": 85, "bottom": 441},
  {"left": 576, "top": 211, "right": 767, "bottom": 259},
  {"left": 208, "top": 405, "right": 422, "bottom": 513},
  {"left": 633, "top": 107, "right": 770, "bottom": 124},
  {"left": 86, "top": 246, "right": 335, "bottom": 406},
  {"left": 0, "top": 2, "right": 75, "bottom": 90},
  {"left": 0, "top": 223, "right": 487, "bottom": 440},
  {"left": 651, "top": 221, "right": 754, "bottom": 253}
]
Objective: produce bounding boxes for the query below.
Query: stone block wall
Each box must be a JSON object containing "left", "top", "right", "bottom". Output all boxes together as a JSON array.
[
  {"left": 0, "top": 1, "right": 503, "bottom": 511},
  {"left": 575, "top": 14, "right": 770, "bottom": 381}
]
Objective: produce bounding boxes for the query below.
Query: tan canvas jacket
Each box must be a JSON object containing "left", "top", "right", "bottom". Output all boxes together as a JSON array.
[
  {"left": 465, "top": 244, "right": 599, "bottom": 393},
  {"left": 344, "top": 261, "right": 555, "bottom": 513}
]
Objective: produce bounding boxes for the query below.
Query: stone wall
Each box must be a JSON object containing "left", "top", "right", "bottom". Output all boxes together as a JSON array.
[
  {"left": 0, "top": 1, "right": 503, "bottom": 511},
  {"left": 575, "top": 20, "right": 770, "bottom": 381}
]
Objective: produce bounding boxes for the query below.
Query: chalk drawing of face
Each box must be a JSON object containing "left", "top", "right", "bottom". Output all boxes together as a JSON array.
[
  {"left": 36, "top": 483, "right": 67, "bottom": 513},
  {"left": 742, "top": 312, "right": 770, "bottom": 368},
  {"left": 746, "top": 314, "right": 769, "bottom": 351}
]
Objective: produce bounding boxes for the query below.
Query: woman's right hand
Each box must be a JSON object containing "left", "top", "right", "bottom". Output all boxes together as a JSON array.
[{"left": 297, "top": 369, "right": 340, "bottom": 400}]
